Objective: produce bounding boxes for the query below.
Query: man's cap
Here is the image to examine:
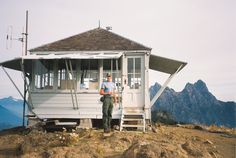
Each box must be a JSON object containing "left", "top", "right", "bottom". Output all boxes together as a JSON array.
[{"left": 106, "top": 73, "right": 111, "bottom": 77}]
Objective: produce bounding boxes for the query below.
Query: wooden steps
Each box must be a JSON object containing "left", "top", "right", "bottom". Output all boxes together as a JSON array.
[{"left": 120, "top": 111, "right": 146, "bottom": 132}]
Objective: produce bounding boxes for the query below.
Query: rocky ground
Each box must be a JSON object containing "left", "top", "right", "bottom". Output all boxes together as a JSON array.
[{"left": 0, "top": 124, "right": 235, "bottom": 158}]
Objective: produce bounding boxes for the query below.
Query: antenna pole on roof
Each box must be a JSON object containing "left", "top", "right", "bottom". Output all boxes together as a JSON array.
[
  {"left": 24, "top": 10, "right": 28, "bottom": 56},
  {"left": 22, "top": 10, "right": 28, "bottom": 128}
]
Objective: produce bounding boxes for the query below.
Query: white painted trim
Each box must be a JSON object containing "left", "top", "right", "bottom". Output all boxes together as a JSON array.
[
  {"left": 29, "top": 50, "right": 150, "bottom": 55},
  {"left": 98, "top": 59, "right": 103, "bottom": 90},
  {"left": 144, "top": 53, "right": 151, "bottom": 119},
  {"left": 22, "top": 53, "right": 122, "bottom": 60},
  {"left": 76, "top": 59, "right": 81, "bottom": 90}
]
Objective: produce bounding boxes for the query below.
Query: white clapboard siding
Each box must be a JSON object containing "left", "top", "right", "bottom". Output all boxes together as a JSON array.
[
  {"left": 30, "top": 92, "right": 122, "bottom": 119},
  {"left": 31, "top": 92, "right": 102, "bottom": 108},
  {"left": 34, "top": 107, "right": 122, "bottom": 119},
  {"left": 33, "top": 107, "right": 79, "bottom": 115},
  {"left": 36, "top": 113, "right": 122, "bottom": 119}
]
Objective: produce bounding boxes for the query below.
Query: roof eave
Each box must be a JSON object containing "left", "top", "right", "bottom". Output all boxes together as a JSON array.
[
  {"left": 149, "top": 54, "right": 187, "bottom": 74},
  {"left": 29, "top": 50, "right": 151, "bottom": 55}
]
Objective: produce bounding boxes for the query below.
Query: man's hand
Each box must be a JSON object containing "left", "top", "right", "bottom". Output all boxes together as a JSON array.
[{"left": 100, "top": 89, "right": 113, "bottom": 95}]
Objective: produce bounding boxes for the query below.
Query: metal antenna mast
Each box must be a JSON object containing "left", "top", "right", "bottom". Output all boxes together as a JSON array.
[
  {"left": 24, "top": 10, "right": 28, "bottom": 56},
  {"left": 22, "top": 10, "right": 28, "bottom": 127}
]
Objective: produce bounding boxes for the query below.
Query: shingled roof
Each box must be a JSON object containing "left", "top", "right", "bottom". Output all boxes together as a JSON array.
[{"left": 30, "top": 28, "right": 151, "bottom": 52}]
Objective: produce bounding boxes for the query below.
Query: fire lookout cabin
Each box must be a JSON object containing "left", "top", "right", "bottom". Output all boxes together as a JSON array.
[{"left": 0, "top": 28, "right": 187, "bottom": 131}]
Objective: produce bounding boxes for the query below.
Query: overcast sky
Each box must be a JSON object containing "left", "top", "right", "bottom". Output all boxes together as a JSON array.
[{"left": 0, "top": 0, "right": 235, "bottom": 101}]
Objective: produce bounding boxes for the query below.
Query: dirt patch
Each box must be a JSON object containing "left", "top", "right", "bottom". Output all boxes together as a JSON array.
[
  {"left": 122, "top": 141, "right": 179, "bottom": 158},
  {"left": 0, "top": 125, "right": 235, "bottom": 158}
]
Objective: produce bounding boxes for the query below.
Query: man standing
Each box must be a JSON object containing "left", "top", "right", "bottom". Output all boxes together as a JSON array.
[{"left": 100, "top": 73, "right": 116, "bottom": 133}]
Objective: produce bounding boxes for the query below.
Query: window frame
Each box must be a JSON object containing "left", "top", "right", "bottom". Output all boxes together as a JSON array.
[{"left": 127, "top": 56, "right": 142, "bottom": 91}]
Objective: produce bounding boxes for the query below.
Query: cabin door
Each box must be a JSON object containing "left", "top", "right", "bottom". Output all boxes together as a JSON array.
[{"left": 124, "top": 56, "right": 144, "bottom": 108}]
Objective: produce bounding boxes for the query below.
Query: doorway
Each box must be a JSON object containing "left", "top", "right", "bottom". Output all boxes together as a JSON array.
[{"left": 124, "top": 56, "right": 144, "bottom": 108}]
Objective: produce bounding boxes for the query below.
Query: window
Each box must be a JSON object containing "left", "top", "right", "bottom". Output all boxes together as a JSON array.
[
  {"left": 127, "top": 57, "right": 141, "bottom": 89},
  {"left": 57, "top": 60, "right": 77, "bottom": 90},
  {"left": 34, "top": 60, "right": 54, "bottom": 90},
  {"left": 103, "top": 59, "right": 121, "bottom": 91},
  {"left": 33, "top": 59, "right": 77, "bottom": 91},
  {"left": 80, "top": 59, "right": 99, "bottom": 90}
]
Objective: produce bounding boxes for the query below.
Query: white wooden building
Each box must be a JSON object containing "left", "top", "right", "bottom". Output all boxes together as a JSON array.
[{"left": 0, "top": 28, "right": 186, "bottom": 130}]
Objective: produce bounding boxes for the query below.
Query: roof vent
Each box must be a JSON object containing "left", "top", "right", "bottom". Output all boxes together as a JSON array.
[{"left": 106, "top": 26, "right": 112, "bottom": 31}]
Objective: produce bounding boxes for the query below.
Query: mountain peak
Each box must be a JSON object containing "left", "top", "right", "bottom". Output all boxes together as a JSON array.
[
  {"left": 184, "top": 80, "right": 209, "bottom": 93},
  {"left": 1, "top": 96, "right": 21, "bottom": 102},
  {"left": 6, "top": 96, "right": 13, "bottom": 99},
  {"left": 185, "top": 82, "right": 193, "bottom": 89},
  {"left": 194, "top": 80, "right": 209, "bottom": 92}
]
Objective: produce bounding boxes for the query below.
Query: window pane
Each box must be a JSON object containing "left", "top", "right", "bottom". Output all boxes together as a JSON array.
[
  {"left": 103, "top": 59, "right": 111, "bottom": 70},
  {"left": 34, "top": 60, "right": 54, "bottom": 90},
  {"left": 134, "top": 73, "right": 141, "bottom": 89},
  {"left": 135, "top": 58, "right": 141, "bottom": 73},
  {"left": 128, "top": 74, "right": 133, "bottom": 89},
  {"left": 128, "top": 58, "right": 133, "bottom": 73},
  {"left": 80, "top": 59, "right": 98, "bottom": 90},
  {"left": 89, "top": 70, "right": 98, "bottom": 89},
  {"left": 90, "top": 60, "right": 98, "bottom": 70},
  {"left": 81, "top": 59, "right": 89, "bottom": 70},
  {"left": 58, "top": 60, "right": 76, "bottom": 90},
  {"left": 112, "top": 59, "right": 121, "bottom": 70}
]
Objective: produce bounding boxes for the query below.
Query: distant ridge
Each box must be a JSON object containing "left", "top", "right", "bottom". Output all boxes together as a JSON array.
[
  {"left": 150, "top": 80, "right": 236, "bottom": 128},
  {"left": 0, "top": 96, "right": 23, "bottom": 117},
  {"left": 0, "top": 104, "right": 21, "bottom": 130},
  {"left": 0, "top": 96, "right": 23, "bottom": 130}
]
